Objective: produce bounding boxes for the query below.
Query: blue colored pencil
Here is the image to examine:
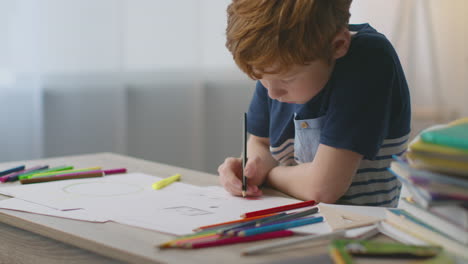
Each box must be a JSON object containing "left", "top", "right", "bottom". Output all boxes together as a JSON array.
[
  {"left": 238, "top": 216, "right": 324, "bottom": 237},
  {"left": 0, "top": 165, "right": 25, "bottom": 177},
  {"left": 229, "top": 215, "right": 320, "bottom": 235},
  {"left": 218, "top": 212, "right": 288, "bottom": 235},
  {"left": 255, "top": 207, "right": 319, "bottom": 227}
]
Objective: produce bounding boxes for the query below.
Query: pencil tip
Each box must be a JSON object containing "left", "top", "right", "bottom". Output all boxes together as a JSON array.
[{"left": 242, "top": 191, "right": 246, "bottom": 197}]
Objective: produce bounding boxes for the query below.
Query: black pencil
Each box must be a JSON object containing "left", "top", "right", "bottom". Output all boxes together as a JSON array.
[{"left": 242, "top": 112, "right": 247, "bottom": 197}]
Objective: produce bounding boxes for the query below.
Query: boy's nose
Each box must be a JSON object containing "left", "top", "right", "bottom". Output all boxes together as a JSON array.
[{"left": 267, "top": 86, "right": 287, "bottom": 100}]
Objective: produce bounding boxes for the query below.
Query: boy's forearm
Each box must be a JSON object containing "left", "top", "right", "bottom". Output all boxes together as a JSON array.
[
  {"left": 266, "top": 164, "right": 324, "bottom": 201},
  {"left": 266, "top": 145, "right": 360, "bottom": 203}
]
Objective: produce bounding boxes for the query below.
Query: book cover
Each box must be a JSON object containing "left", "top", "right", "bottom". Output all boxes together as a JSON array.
[
  {"left": 388, "top": 162, "right": 466, "bottom": 208},
  {"left": 328, "top": 239, "right": 451, "bottom": 264},
  {"left": 391, "top": 157, "right": 468, "bottom": 188},
  {"left": 429, "top": 204, "right": 468, "bottom": 231},
  {"left": 410, "top": 139, "right": 468, "bottom": 162},
  {"left": 407, "top": 152, "right": 468, "bottom": 177},
  {"left": 399, "top": 198, "right": 468, "bottom": 244},
  {"left": 421, "top": 121, "right": 468, "bottom": 150},
  {"left": 386, "top": 209, "right": 468, "bottom": 260}
]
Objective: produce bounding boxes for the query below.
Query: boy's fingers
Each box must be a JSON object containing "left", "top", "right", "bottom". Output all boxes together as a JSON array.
[
  {"left": 245, "top": 184, "right": 263, "bottom": 197},
  {"left": 247, "top": 188, "right": 263, "bottom": 197},
  {"left": 244, "top": 156, "right": 261, "bottom": 178},
  {"left": 229, "top": 176, "right": 242, "bottom": 189},
  {"left": 226, "top": 157, "right": 242, "bottom": 170}
]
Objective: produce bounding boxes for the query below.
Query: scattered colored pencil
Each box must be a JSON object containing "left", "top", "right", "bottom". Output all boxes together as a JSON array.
[
  {"left": 242, "top": 230, "right": 346, "bottom": 255},
  {"left": 256, "top": 207, "right": 319, "bottom": 227},
  {"left": 19, "top": 168, "right": 127, "bottom": 184},
  {"left": 18, "top": 165, "right": 74, "bottom": 180},
  {"left": 222, "top": 212, "right": 288, "bottom": 236},
  {"left": 159, "top": 230, "right": 220, "bottom": 248},
  {"left": 238, "top": 216, "right": 324, "bottom": 237},
  {"left": 163, "top": 234, "right": 222, "bottom": 249},
  {"left": 0, "top": 165, "right": 49, "bottom": 182},
  {"left": 20, "top": 171, "right": 104, "bottom": 184},
  {"left": 193, "top": 212, "right": 279, "bottom": 232},
  {"left": 183, "top": 230, "right": 294, "bottom": 249},
  {"left": 26, "top": 167, "right": 102, "bottom": 179},
  {"left": 0, "top": 165, "right": 25, "bottom": 177},
  {"left": 241, "top": 200, "right": 316, "bottom": 218}
]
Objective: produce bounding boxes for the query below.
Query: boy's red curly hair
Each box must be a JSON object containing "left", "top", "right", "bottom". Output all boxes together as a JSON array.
[{"left": 226, "top": 0, "right": 352, "bottom": 79}]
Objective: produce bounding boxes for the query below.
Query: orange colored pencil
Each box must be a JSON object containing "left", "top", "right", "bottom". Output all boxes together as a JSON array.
[
  {"left": 172, "top": 234, "right": 221, "bottom": 247},
  {"left": 193, "top": 212, "right": 279, "bottom": 231},
  {"left": 159, "top": 232, "right": 220, "bottom": 248}
]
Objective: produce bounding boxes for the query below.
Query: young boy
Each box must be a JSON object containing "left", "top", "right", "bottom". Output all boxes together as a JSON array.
[{"left": 218, "top": 0, "right": 411, "bottom": 207}]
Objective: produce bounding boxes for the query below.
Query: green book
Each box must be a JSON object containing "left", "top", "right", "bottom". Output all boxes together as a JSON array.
[
  {"left": 328, "top": 239, "right": 449, "bottom": 264},
  {"left": 421, "top": 122, "right": 468, "bottom": 150}
]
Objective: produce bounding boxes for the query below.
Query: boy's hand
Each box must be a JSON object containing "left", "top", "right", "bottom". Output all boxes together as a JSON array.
[{"left": 218, "top": 157, "right": 265, "bottom": 197}]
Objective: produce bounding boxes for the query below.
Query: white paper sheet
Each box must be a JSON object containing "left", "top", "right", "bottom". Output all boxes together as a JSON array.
[
  {"left": 0, "top": 173, "right": 300, "bottom": 235},
  {"left": 0, "top": 173, "right": 388, "bottom": 236},
  {"left": 0, "top": 198, "right": 108, "bottom": 222}
]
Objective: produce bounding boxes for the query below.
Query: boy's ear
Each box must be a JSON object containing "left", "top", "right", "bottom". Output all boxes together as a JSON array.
[{"left": 332, "top": 29, "right": 351, "bottom": 59}]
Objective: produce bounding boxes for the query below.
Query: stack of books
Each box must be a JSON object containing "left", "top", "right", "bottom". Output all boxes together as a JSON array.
[{"left": 386, "top": 118, "right": 468, "bottom": 260}]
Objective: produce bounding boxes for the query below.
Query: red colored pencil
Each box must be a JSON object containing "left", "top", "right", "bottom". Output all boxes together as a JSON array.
[
  {"left": 241, "top": 200, "right": 316, "bottom": 218},
  {"left": 193, "top": 212, "right": 279, "bottom": 231},
  {"left": 183, "top": 230, "right": 294, "bottom": 249}
]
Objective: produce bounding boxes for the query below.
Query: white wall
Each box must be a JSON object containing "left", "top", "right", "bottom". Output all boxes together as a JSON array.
[{"left": 350, "top": 0, "right": 468, "bottom": 119}]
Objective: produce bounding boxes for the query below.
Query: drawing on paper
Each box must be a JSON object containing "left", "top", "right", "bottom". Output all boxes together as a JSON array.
[
  {"left": 187, "top": 193, "right": 229, "bottom": 201},
  {"left": 163, "top": 206, "right": 213, "bottom": 216},
  {"left": 62, "top": 182, "right": 144, "bottom": 197}
]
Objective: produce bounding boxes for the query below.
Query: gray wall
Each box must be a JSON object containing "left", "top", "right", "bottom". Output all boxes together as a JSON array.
[{"left": 3, "top": 72, "right": 255, "bottom": 174}]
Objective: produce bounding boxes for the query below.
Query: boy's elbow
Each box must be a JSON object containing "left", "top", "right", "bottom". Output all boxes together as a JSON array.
[
  {"left": 301, "top": 190, "right": 340, "bottom": 204},
  {"left": 316, "top": 194, "right": 339, "bottom": 204}
]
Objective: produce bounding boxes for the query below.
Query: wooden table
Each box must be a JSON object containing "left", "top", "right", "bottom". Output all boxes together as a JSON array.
[{"left": 0, "top": 153, "right": 340, "bottom": 264}]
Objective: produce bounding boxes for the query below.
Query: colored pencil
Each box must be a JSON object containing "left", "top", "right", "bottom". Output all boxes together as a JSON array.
[
  {"left": 183, "top": 230, "right": 294, "bottom": 249},
  {"left": 242, "top": 230, "right": 346, "bottom": 255},
  {"left": 20, "top": 168, "right": 127, "bottom": 184},
  {"left": 242, "top": 112, "right": 247, "bottom": 197},
  {"left": 193, "top": 212, "right": 279, "bottom": 231},
  {"left": 238, "top": 216, "right": 324, "bottom": 237},
  {"left": 18, "top": 165, "right": 74, "bottom": 180},
  {"left": 0, "top": 165, "right": 25, "bottom": 177},
  {"left": 26, "top": 166, "right": 102, "bottom": 179},
  {"left": 230, "top": 215, "right": 321, "bottom": 236},
  {"left": 1, "top": 165, "right": 49, "bottom": 182},
  {"left": 20, "top": 171, "right": 104, "bottom": 184},
  {"left": 222, "top": 212, "right": 288, "bottom": 236},
  {"left": 159, "top": 232, "right": 221, "bottom": 248},
  {"left": 255, "top": 207, "right": 319, "bottom": 227},
  {"left": 241, "top": 200, "right": 316, "bottom": 218},
  {"left": 169, "top": 234, "right": 222, "bottom": 248}
]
